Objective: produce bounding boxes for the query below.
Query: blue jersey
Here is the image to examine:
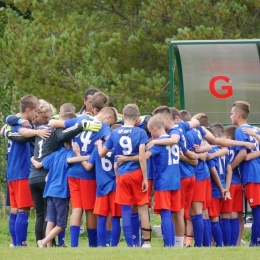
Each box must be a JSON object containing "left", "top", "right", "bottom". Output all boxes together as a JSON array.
[
  {"left": 105, "top": 126, "right": 148, "bottom": 176},
  {"left": 191, "top": 127, "right": 210, "bottom": 181},
  {"left": 64, "top": 115, "right": 111, "bottom": 179},
  {"left": 235, "top": 125, "right": 260, "bottom": 185},
  {"left": 6, "top": 125, "right": 31, "bottom": 182},
  {"left": 147, "top": 158, "right": 154, "bottom": 180},
  {"left": 228, "top": 146, "right": 242, "bottom": 185},
  {"left": 43, "top": 147, "right": 74, "bottom": 198},
  {"left": 149, "top": 135, "right": 180, "bottom": 191},
  {"left": 207, "top": 145, "right": 229, "bottom": 198},
  {"left": 88, "top": 146, "right": 116, "bottom": 197}
]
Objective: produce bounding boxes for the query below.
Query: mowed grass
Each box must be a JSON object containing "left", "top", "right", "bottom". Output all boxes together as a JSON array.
[{"left": 0, "top": 209, "right": 258, "bottom": 260}]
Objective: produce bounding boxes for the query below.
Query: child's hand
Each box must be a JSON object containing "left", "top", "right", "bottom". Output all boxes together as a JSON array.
[
  {"left": 37, "top": 128, "right": 51, "bottom": 139},
  {"left": 224, "top": 191, "right": 232, "bottom": 200},
  {"left": 116, "top": 155, "right": 127, "bottom": 165},
  {"left": 142, "top": 179, "right": 148, "bottom": 192},
  {"left": 242, "top": 128, "right": 256, "bottom": 137},
  {"left": 198, "top": 153, "right": 206, "bottom": 161},
  {"left": 146, "top": 141, "right": 155, "bottom": 151},
  {"left": 193, "top": 144, "right": 203, "bottom": 153},
  {"left": 179, "top": 148, "right": 184, "bottom": 159},
  {"left": 20, "top": 119, "right": 31, "bottom": 128},
  {"left": 206, "top": 153, "right": 215, "bottom": 160},
  {"left": 31, "top": 156, "right": 35, "bottom": 163},
  {"left": 245, "top": 142, "right": 256, "bottom": 150},
  {"left": 72, "top": 142, "right": 81, "bottom": 156}
]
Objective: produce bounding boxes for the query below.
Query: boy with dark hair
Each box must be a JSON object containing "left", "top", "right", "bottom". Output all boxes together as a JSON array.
[
  {"left": 78, "top": 88, "right": 99, "bottom": 115},
  {"left": 96, "top": 104, "right": 151, "bottom": 248},
  {"left": 230, "top": 101, "right": 260, "bottom": 246}
]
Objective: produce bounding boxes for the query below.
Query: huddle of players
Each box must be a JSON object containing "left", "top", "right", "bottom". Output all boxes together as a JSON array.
[{"left": 2, "top": 89, "right": 260, "bottom": 248}]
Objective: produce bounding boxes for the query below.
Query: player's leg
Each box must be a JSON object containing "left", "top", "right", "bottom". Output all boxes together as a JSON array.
[
  {"left": 68, "top": 177, "right": 83, "bottom": 247},
  {"left": 209, "top": 199, "right": 222, "bottom": 247},
  {"left": 16, "top": 179, "right": 34, "bottom": 246},
  {"left": 106, "top": 214, "right": 112, "bottom": 246}
]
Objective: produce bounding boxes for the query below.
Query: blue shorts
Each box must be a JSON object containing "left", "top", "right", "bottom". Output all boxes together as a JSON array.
[{"left": 46, "top": 197, "right": 69, "bottom": 228}]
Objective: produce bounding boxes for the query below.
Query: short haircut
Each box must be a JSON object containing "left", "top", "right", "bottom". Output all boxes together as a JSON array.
[
  {"left": 92, "top": 92, "right": 109, "bottom": 110},
  {"left": 152, "top": 106, "right": 173, "bottom": 120},
  {"left": 224, "top": 125, "right": 237, "bottom": 140},
  {"left": 147, "top": 115, "right": 165, "bottom": 130},
  {"left": 180, "top": 110, "right": 191, "bottom": 122},
  {"left": 169, "top": 107, "right": 182, "bottom": 120},
  {"left": 123, "top": 104, "right": 140, "bottom": 120},
  {"left": 192, "top": 113, "right": 209, "bottom": 127},
  {"left": 100, "top": 107, "right": 118, "bottom": 122},
  {"left": 111, "top": 123, "right": 122, "bottom": 131},
  {"left": 20, "top": 94, "right": 39, "bottom": 113},
  {"left": 232, "top": 101, "right": 250, "bottom": 119},
  {"left": 60, "top": 112, "right": 77, "bottom": 120},
  {"left": 60, "top": 103, "right": 75, "bottom": 114},
  {"left": 84, "top": 88, "right": 99, "bottom": 100},
  {"left": 206, "top": 127, "right": 215, "bottom": 137},
  {"left": 210, "top": 123, "right": 224, "bottom": 138},
  {"left": 39, "top": 99, "right": 56, "bottom": 119}
]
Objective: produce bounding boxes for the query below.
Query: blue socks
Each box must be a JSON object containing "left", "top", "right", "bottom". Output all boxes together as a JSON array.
[
  {"left": 9, "top": 213, "right": 17, "bottom": 246},
  {"left": 161, "top": 209, "right": 174, "bottom": 247},
  {"left": 97, "top": 215, "right": 107, "bottom": 247},
  {"left": 70, "top": 226, "right": 80, "bottom": 247},
  {"left": 131, "top": 212, "right": 140, "bottom": 246},
  {"left": 203, "top": 219, "right": 211, "bottom": 246},
  {"left": 58, "top": 229, "right": 66, "bottom": 246},
  {"left": 191, "top": 214, "right": 204, "bottom": 247},
  {"left": 251, "top": 206, "right": 260, "bottom": 246},
  {"left": 87, "top": 228, "right": 97, "bottom": 247},
  {"left": 106, "top": 230, "right": 111, "bottom": 246},
  {"left": 111, "top": 217, "right": 121, "bottom": 247},
  {"left": 121, "top": 205, "right": 133, "bottom": 247},
  {"left": 221, "top": 218, "right": 231, "bottom": 246},
  {"left": 15, "top": 212, "right": 29, "bottom": 246},
  {"left": 211, "top": 221, "right": 222, "bottom": 247},
  {"left": 230, "top": 218, "right": 239, "bottom": 246}
]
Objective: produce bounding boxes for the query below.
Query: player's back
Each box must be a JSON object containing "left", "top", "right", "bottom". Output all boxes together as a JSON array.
[
  {"left": 150, "top": 135, "right": 180, "bottom": 191},
  {"left": 228, "top": 145, "right": 241, "bottom": 185},
  {"left": 6, "top": 125, "right": 31, "bottom": 182},
  {"left": 235, "top": 125, "right": 260, "bottom": 185},
  {"left": 106, "top": 126, "right": 148, "bottom": 175}
]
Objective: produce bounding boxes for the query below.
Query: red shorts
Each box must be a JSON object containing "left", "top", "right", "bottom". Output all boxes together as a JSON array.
[
  {"left": 8, "top": 179, "right": 34, "bottom": 208},
  {"left": 203, "top": 178, "right": 212, "bottom": 210},
  {"left": 181, "top": 177, "right": 195, "bottom": 219},
  {"left": 68, "top": 178, "right": 96, "bottom": 210},
  {"left": 244, "top": 183, "right": 260, "bottom": 207},
  {"left": 115, "top": 169, "right": 149, "bottom": 206},
  {"left": 154, "top": 190, "right": 181, "bottom": 214},
  {"left": 192, "top": 178, "right": 208, "bottom": 202},
  {"left": 94, "top": 191, "right": 122, "bottom": 217},
  {"left": 209, "top": 198, "right": 223, "bottom": 217},
  {"left": 221, "top": 184, "right": 243, "bottom": 213},
  {"left": 147, "top": 180, "right": 153, "bottom": 208}
]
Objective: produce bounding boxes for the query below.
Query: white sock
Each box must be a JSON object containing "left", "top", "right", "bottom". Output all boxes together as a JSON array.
[{"left": 175, "top": 236, "right": 184, "bottom": 247}]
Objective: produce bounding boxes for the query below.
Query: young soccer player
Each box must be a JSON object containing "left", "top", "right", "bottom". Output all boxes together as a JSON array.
[
  {"left": 73, "top": 139, "right": 121, "bottom": 247},
  {"left": 49, "top": 107, "right": 117, "bottom": 247},
  {"left": 96, "top": 104, "right": 151, "bottom": 248},
  {"left": 6, "top": 94, "right": 39, "bottom": 246},
  {"left": 91, "top": 91, "right": 109, "bottom": 115},
  {"left": 230, "top": 101, "right": 260, "bottom": 246},
  {"left": 208, "top": 123, "right": 232, "bottom": 247},
  {"left": 145, "top": 115, "right": 181, "bottom": 247}
]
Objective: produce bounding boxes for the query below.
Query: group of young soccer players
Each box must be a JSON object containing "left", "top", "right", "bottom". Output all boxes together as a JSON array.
[{"left": 2, "top": 88, "right": 260, "bottom": 249}]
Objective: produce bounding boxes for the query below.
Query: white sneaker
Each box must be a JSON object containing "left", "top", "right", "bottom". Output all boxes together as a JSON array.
[
  {"left": 10, "top": 244, "right": 15, "bottom": 248},
  {"left": 142, "top": 243, "right": 151, "bottom": 248}
]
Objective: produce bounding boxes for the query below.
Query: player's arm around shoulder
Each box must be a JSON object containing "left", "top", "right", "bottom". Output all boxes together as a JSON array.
[
  {"left": 31, "top": 156, "right": 43, "bottom": 169},
  {"left": 146, "top": 134, "right": 180, "bottom": 150},
  {"left": 18, "top": 126, "right": 51, "bottom": 140}
]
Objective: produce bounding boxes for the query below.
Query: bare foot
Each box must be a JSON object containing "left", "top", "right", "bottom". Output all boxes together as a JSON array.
[{"left": 37, "top": 240, "right": 45, "bottom": 248}]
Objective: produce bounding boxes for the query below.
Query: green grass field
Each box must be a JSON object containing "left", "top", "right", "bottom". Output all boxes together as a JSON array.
[{"left": 0, "top": 208, "right": 259, "bottom": 260}]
